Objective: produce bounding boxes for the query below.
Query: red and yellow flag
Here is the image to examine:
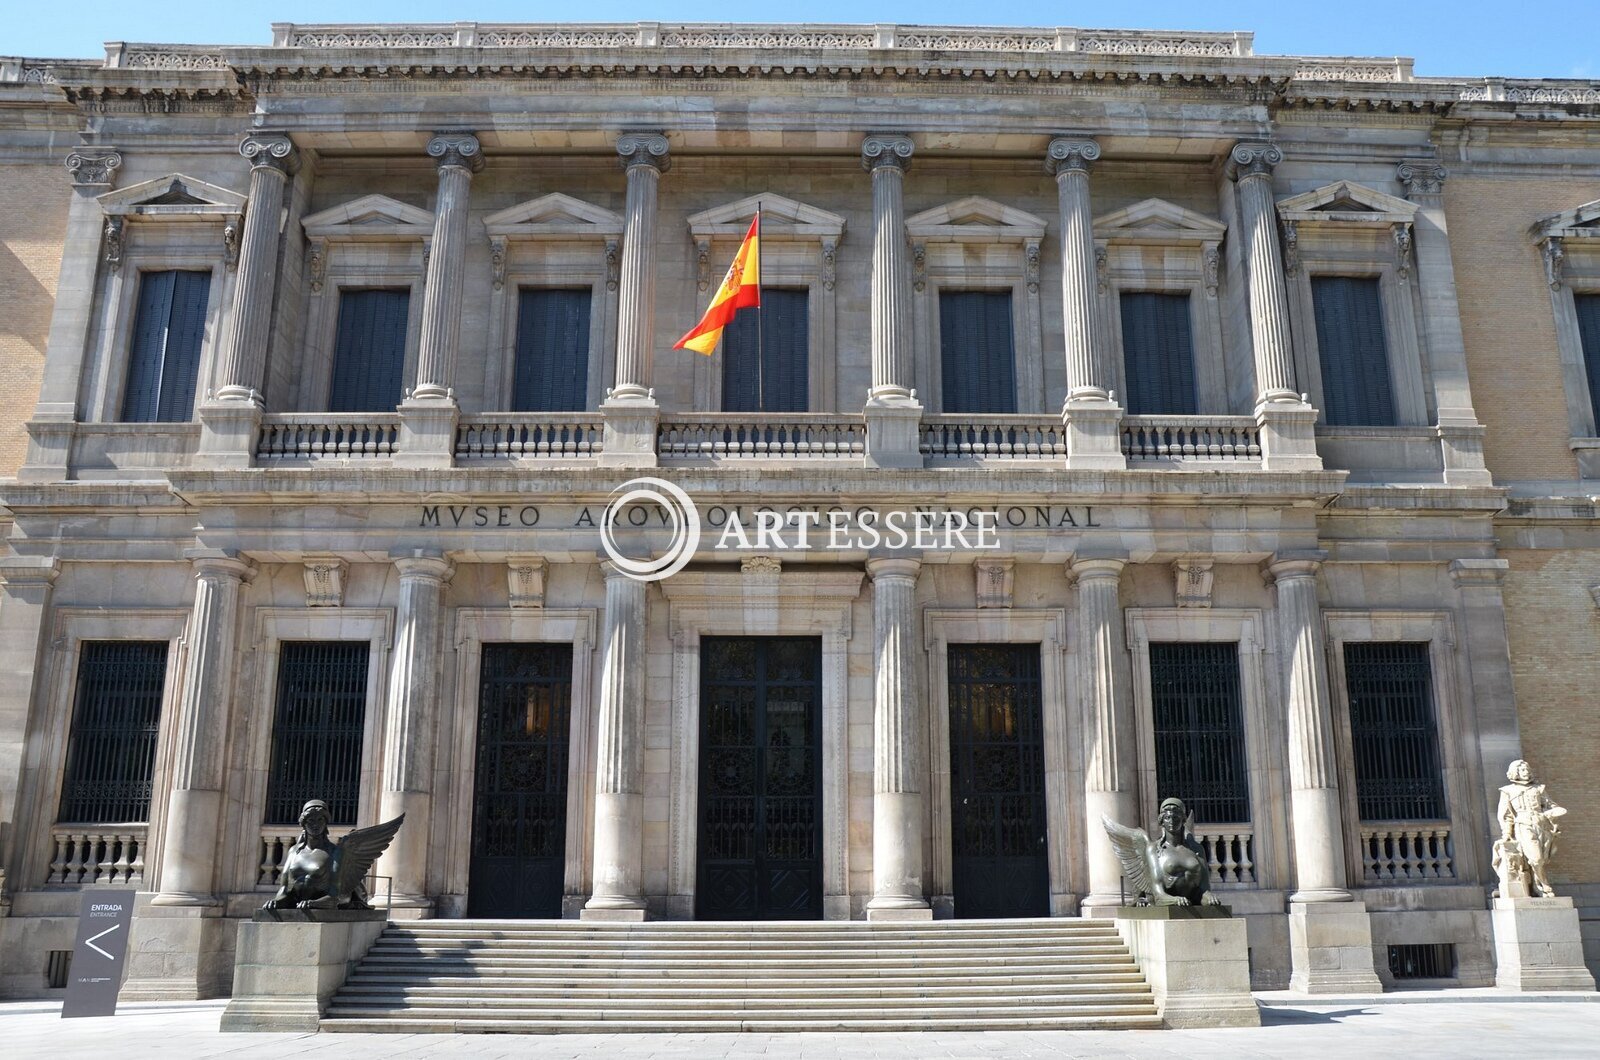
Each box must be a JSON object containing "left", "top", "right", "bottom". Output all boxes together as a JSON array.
[{"left": 674, "top": 215, "right": 760, "bottom": 354}]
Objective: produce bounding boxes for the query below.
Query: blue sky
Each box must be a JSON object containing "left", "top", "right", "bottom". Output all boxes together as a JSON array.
[{"left": 5, "top": 1, "right": 1593, "bottom": 80}]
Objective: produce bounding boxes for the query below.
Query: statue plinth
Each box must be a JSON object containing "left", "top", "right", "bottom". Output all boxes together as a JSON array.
[
  {"left": 1490, "top": 896, "right": 1597, "bottom": 993},
  {"left": 252, "top": 908, "right": 387, "bottom": 924},
  {"left": 1116, "top": 904, "right": 1233, "bottom": 920},
  {"left": 1113, "top": 904, "right": 1259, "bottom": 1028}
]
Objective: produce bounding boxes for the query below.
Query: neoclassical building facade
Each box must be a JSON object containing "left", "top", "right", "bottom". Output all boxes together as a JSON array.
[{"left": 0, "top": 22, "right": 1597, "bottom": 1000}]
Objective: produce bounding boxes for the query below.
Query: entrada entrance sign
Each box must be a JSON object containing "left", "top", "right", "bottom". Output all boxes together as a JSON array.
[{"left": 61, "top": 890, "right": 134, "bottom": 1018}]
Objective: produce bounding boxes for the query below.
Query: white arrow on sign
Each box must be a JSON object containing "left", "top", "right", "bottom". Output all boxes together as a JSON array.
[{"left": 84, "top": 923, "right": 121, "bottom": 960}]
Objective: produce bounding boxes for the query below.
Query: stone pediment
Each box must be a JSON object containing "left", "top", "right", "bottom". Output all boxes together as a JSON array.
[
  {"left": 98, "top": 173, "right": 245, "bottom": 221},
  {"left": 906, "top": 196, "right": 1047, "bottom": 242},
  {"left": 687, "top": 192, "right": 845, "bottom": 241},
  {"left": 302, "top": 194, "right": 435, "bottom": 241},
  {"left": 1276, "top": 181, "right": 1415, "bottom": 226},
  {"left": 1093, "top": 198, "right": 1226, "bottom": 246},
  {"left": 484, "top": 193, "right": 623, "bottom": 240},
  {"left": 1534, "top": 200, "right": 1600, "bottom": 241}
]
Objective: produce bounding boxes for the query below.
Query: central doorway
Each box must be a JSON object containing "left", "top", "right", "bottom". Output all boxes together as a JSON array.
[
  {"left": 468, "top": 643, "right": 572, "bottom": 918},
  {"left": 696, "top": 637, "right": 823, "bottom": 920}
]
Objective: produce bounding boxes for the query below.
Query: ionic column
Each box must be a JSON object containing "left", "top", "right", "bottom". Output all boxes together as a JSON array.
[
  {"left": 865, "top": 556, "right": 931, "bottom": 919},
  {"left": 860, "top": 135, "right": 923, "bottom": 469},
  {"left": 1073, "top": 556, "right": 1138, "bottom": 913},
  {"left": 21, "top": 151, "right": 120, "bottom": 481},
  {"left": 411, "top": 133, "right": 483, "bottom": 401},
  {"left": 213, "top": 135, "right": 299, "bottom": 403},
  {"left": 152, "top": 552, "right": 255, "bottom": 904},
  {"left": 599, "top": 134, "right": 669, "bottom": 468},
  {"left": 583, "top": 564, "right": 649, "bottom": 919},
  {"left": 374, "top": 551, "right": 453, "bottom": 910}
]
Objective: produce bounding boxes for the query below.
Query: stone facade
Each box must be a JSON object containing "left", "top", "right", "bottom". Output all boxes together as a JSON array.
[{"left": 0, "top": 22, "right": 1596, "bottom": 1001}]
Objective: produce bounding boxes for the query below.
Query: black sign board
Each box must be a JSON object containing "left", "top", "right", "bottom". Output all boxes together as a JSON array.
[{"left": 61, "top": 889, "right": 135, "bottom": 1018}]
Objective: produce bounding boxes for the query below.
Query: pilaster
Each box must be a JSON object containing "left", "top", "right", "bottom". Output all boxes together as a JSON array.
[
  {"left": 0, "top": 558, "right": 59, "bottom": 887},
  {"left": 1449, "top": 558, "right": 1521, "bottom": 858},
  {"left": 861, "top": 135, "right": 924, "bottom": 469}
]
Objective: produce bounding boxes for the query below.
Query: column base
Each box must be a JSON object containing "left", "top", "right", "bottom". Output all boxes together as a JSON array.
[
  {"left": 1438, "top": 420, "right": 1494, "bottom": 486},
  {"left": 1115, "top": 907, "right": 1260, "bottom": 1028},
  {"left": 599, "top": 392, "right": 660, "bottom": 468},
  {"left": 1078, "top": 893, "right": 1128, "bottom": 918},
  {"left": 17, "top": 417, "right": 74, "bottom": 482},
  {"left": 121, "top": 900, "right": 234, "bottom": 1002},
  {"left": 196, "top": 398, "right": 264, "bottom": 469},
  {"left": 1062, "top": 397, "right": 1126, "bottom": 470},
  {"left": 1491, "top": 897, "right": 1598, "bottom": 992},
  {"left": 396, "top": 394, "right": 459, "bottom": 469},
  {"left": 375, "top": 894, "right": 435, "bottom": 920},
  {"left": 863, "top": 397, "right": 924, "bottom": 469},
  {"left": 865, "top": 899, "right": 933, "bottom": 922},
  {"left": 1288, "top": 899, "right": 1383, "bottom": 995},
  {"left": 580, "top": 898, "right": 651, "bottom": 922},
  {"left": 1256, "top": 399, "right": 1322, "bottom": 471}
]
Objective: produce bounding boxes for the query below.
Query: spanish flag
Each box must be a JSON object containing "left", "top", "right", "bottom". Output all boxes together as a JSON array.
[{"left": 674, "top": 214, "right": 760, "bottom": 354}]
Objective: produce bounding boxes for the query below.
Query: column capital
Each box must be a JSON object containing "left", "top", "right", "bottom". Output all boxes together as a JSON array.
[
  {"left": 240, "top": 133, "right": 300, "bottom": 176},
  {"left": 1265, "top": 549, "right": 1328, "bottom": 582},
  {"left": 866, "top": 555, "right": 922, "bottom": 582},
  {"left": 1397, "top": 158, "right": 1448, "bottom": 201},
  {"left": 391, "top": 550, "right": 455, "bottom": 583},
  {"left": 1070, "top": 553, "right": 1126, "bottom": 580},
  {"left": 1228, "top": 141, "right": 1282, "bottom": 182},
  {"left": 1044, "top": 136, "right": 1100, "bottom": 176},
  {"left": 64, "top": 148, "right": 121, "bottom": 189},
  {"left": 427, "top": 131, "right": 484, "bottom": 173},
  {"left": 861, "top": 133, "right": 914, "bottom": 173},
  {"left": 183, "top": 548, "right": 257, "bottom": 583},
  {"left": 616, "top": 131, "right": 670, "bottom": 173}
]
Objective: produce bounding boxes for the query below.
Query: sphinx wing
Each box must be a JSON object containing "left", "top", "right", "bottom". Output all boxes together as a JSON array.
[
  {"left": 333, "top": 814, "right": 405, "bottom": 895},
  {"left": 1101, "top": 815, "right": 1158, "bottom": 897}
]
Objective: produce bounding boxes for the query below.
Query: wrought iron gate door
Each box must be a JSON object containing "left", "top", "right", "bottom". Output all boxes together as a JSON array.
[
  {"left": 697, "top": 637, "right": 823, "bottom": 920},
  {"left": 468, "top": 643, "right": 572, "bottom": 918},
  {"left": 948, "top": 643, "right": 1049, "bottom": 918}
]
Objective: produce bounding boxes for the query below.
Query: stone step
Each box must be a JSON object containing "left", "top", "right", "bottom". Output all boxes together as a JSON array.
[
  {"left": 354, "top": 954, "right": 1138, "bottom": 973},
  {"left": 336, "top": 985, "right": 1155, "bottom": 1005},
  {"left": 365, "top": 942, "right": 1133, "bottom": 959},
  {"left": 320, "top": 1013, "right": 1167, "bottom": 1033},
  {"left": 391, "top": 917, "right": 1088, "bottom": 932},
  {"left": 341, "top": 972, "right": 1148, "bottom": 992},
  {"left": 323, "top": 1001, "right": 1160, "bottom": 1022},
  {"left": 384, "top": 924, "right": 1121, "bottom": 937}
]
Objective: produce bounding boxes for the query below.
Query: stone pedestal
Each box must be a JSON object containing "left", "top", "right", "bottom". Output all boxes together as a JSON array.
[
  {"left": 395, "top": 394, "right": 460, "bottom": 468},
  {"left": 598, "top": 394, "right": 661, "bottom": 468},
  {"left": 1115, "top": 907, "right": 1260, "bottom": 1028},
  {"left": 1288, "top": 900, "right": 1383, "bottom": 994},
  {"left": 1257, "top": 401, "right": 1322, "bottom": 471},
  {"left": 195, "top": 399, "right": 264, "bottom": 469},
  {"left": 1063, "top": 397, "right": 1126, "bottom": 470},
  {"left": 219, "top": 913, "right": 387, "bottom": 1031},
  {"left": 121, "top": 903, "right": 233, "bottom": 1001},
  {"left": 863, "top": 401, "right": 924, "bottom": 469},
  {"left": 1491, "top": 897, "right": 1598, "bottom": 992}
]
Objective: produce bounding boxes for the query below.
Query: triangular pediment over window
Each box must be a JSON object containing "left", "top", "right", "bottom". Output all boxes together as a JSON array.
[
  {"left": 302, "top": 194, "right": 435, "bottom": 241},
  {"left": 484, "top": 193, "right": 623, "bottom": 240},
  {"left": 687, "top": 192, "right": 845, "bottom": 241},
  {"left": 1534, "top": 199, "right": 1600, "bottom": 241},
  {"left": 1277, "top": 181, "right": 1416, "bottom": 226},
  {"left": 906, "top": 196, "right": 1046, "bottom": 242},
  {"left": 98, "top": 173, "right": 246, "bottom": 221},
  {"left": 1093, "top": 198, "right": 1226, "bottom": 246}
]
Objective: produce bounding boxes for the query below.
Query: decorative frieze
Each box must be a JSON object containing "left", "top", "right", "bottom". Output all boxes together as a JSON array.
[
  {"left": 974, "top": 559, "right": 1014, "bottom": 609},
  {"left": 507, "top": 556, "right": 548, "bottom": 608},
  {"left": 301, "top": 556, "right": 347, "bottom": 607},
  {"left": 1173, "top": 559, "right": 1214, "bottom": 609}
]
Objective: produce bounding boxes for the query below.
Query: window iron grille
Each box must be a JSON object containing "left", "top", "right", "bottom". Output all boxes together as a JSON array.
[
  {"left": 1149, "top": 642, "right": 1251, "bottom": 825},
  {"left": 1388, "top": 943, "right": 1455, "bottom": 980},
  {"left": 1344, "top": 642, "right": 1447, "bottom": 822},
  {"left": 263, "top": 641, "right": 370, "bottom": 827},
  {"left": 46, "top": 951, "right": 71, "bottom": 990},
  {"left": 57, "top": 641, "right": 167, "bottom": 825}
]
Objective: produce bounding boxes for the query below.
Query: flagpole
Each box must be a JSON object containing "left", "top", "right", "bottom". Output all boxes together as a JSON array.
[{"left": 755, "top": 205, "right": 764, "bottom": 414}]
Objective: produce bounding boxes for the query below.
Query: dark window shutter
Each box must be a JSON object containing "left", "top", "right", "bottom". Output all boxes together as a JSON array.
[
  {"left": 721, "top": 288, "right": 808, "bottom": 412},
  {"left": 1313, "top": 276, "right": 1397, "bottom": 426},
  {"left": 1343, "top": 642, "right": 1447, "bottom": 822},
  {"left": 1575, "top": 294, "right": 1600, "bottom": 428},
  {"left": 121, "top": 270, "right": 212, "bottom": 422},
  {"left": 57, "top": 641, "right": 168, "bottom": 824},
  {"left": 1120, "top": 292, "right": 1198, "bottom": 415},
  {"left": 939, "top": 290, "right": 1017, "bottom": 413},
  {"left": 1149, "top": 642, "right": 1250, "bottom": 824},
  {"left": 328, "top": 289, "right": 409, "bottom": 412},
  {"left": 513, "top": 288, "right": 592, "bottom": 411},
  {"left": 264, "top": 641, "right": 371, "bottom": 827}
]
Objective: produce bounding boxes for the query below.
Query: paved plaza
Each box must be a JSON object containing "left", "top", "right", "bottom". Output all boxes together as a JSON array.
[{"left": 4, "top": 998, "right": 1598, "bottom": 1059}]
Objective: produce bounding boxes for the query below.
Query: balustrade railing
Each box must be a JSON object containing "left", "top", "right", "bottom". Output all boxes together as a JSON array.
[
  {"left": 256, "top": 414, "right": 399, "bottom": 460},
  {"left": 456, "top": 414, "right": 604, "bottom": 460},
  {"left": 658, "top": 414, "right": 865, "bottom": 461},
  {"left": 46, "top": 826, "right": 146, "bottom": 886},
  {"left": 257, "top": 825, "right": 351, "bottom": 887},
  {"left": 920, "top": 415, "right": 1068, "bottom": 462},
  {"left": 1120, "top": 415, "right": 1262, "bottom": 462},
  {"left": 1360, "top": 823, "right": 1455, "bottom": 881},
  {"left": 1195, "top": 827, "right": 1256, "bottom": 886}
]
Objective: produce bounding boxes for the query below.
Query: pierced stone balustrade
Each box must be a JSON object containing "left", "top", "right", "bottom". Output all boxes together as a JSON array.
[
  {"left": 1360, "top": 823, "right": 1455, "bottom": 881},
  {"left": 1195, "top": 827, "right": 1256, "bottom": 886},
  {"left": 657, "top": 413, "right": 866, "bottom": 462},
  {"left": 256, "top": 414, "right": 400, "bottom": 460},
  {"left": 46, "top": 826, "right": 146, "bottom": 886},
  {"left": 920, "top": 415, "right": 1068, "bottom": 463},
  {"left": 455, "top": 414, "right": 604, "bottom": 460},
  {"left": 1120, "top": 416, "right": 1263, "bottom": 463}
]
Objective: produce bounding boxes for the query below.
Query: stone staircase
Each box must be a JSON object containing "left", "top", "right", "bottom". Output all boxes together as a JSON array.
[{"left": 320, "top": 918, "right": 1162, "bottom": 1033}]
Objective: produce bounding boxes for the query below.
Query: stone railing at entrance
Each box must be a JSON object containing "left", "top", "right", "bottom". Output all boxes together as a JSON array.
[
  {"left": 920, "top": 415, "right": 1069, "bottom": 463},
  {"left": 1195, "top": 827, "right": 1256, "bottom": 886},
  {"left": 456, "top": 414, "right": 604, "bottom": 460},
  {"left": 657, "top": 413, "right": 866, "bottom": 462},
  {"left": 1360, "top": 823, "right": 1455, "bottom": 881},
  {"left": 46, "top": 826, "right": 146, "bottom": 886},
  {"left": 1121, "top": 415, "right": 1262, "bottom": 463},
  {"left": 256, "top": 414, "right": 399, "bottom": 460}
]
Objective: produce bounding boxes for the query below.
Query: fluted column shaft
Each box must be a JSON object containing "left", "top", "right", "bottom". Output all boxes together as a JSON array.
[
  {"left": 865, "top": 557, "right": 929, "bottom": 917},
  {"left": 1047, "top": 138, "right": 1107, "bottom": 399},
  {"left": 214, "top": 135, "right": 298, "bottom": 403},
  {"left": 1270, "top": 554, "right": 1352, "bottom": 902},
  {"left": 610, "top": 133, "right": 670, "bottom": 401},
  {"left": 1075, "top": 557, "right": 1139, "bottom": 912},
  {"left": 584, "top": 565, "right": 649, "bottom": 915},
  {"left": 412, "top": 133, "right": 482, "bottom": 401},
  {"left": 862, "top": 136, "right": 916, "bottom": 403},
  {"left": 153, "top": 554, "right": 253, "bottom": 903},
  {"left": 1230, "top": 142, "right": 1299, "bottom": 404},
  {"left": 375, "top": 552, "right": 453, "bottom": 907}
]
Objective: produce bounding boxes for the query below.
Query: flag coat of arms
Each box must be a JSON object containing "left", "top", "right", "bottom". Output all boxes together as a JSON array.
[{"left": 674, "top": 215, "right": 760, "bottom": 354}]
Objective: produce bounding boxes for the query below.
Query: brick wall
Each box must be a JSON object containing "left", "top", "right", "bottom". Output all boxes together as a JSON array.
[{"left": 0, "top": 164, "right": 68, "bottom": 477}]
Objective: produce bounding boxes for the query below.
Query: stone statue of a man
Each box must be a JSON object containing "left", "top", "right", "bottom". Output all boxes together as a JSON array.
[{"left": 1495, "top": 759, "right": 1567, "bottom": 898}]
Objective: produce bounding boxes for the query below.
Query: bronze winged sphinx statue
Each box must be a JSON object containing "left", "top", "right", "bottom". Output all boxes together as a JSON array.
[
  {"left": 262, "top": 798, "right": 405, "bottom": 911},
  {"left": 1102, "top": 796, "right": 1222, "bottom": 907}
]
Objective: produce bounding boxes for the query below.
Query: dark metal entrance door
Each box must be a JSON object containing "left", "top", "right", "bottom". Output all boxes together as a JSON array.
[
  {"left": 697, "top": 637, "right": 823, "bottom": 920},
  {"left": 948, "top": 643, "right": 1050, "bottom": 918},
  {"left": 468, "top": 643, "right": 572, "bottom": 918}
]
